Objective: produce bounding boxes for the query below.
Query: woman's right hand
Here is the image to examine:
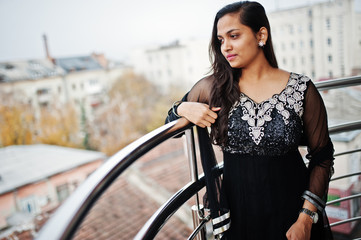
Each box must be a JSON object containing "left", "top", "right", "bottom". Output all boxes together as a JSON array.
[{"left": 177, "top": 102, "right": 221, "bottom": 128}]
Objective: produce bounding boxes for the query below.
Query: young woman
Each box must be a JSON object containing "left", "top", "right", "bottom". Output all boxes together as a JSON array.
[{"left": 166, "top": 1, "right": 334, "bottom": 239}]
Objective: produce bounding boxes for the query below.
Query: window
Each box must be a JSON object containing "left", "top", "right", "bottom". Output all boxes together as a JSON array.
[
  {"left": 308, "top": 9, "right": 312, "bottom": 17},
  {"left": 327, "top": 38, "right": 332, "bottom": 46},
  {"left": 56, "top": 183, "right": 70, "bottom": 202},
  {"left": 328, "top": 55, "right": 333, "bottom": 63},
  {"left": 326, "top": 18, "right": 331, "bottom": 30},
  {"left": 329, "top": 71, "right": 333, "bottom": 78},
  {"left": 291, "top": 42, "right": 295, "bottom": 49},
  {"left": 309, "top": 23, "right": 313, "bottom": 32},
  {"left": 20, "top": 196, "right": 40, "bottom": 214},
  {"left": 298, "top": 25, "right": 303, "bottom": 33},
  {"left": 283, "top": 58, "right": 287, "bottom": 65},
  {"left": 289, "top": 25, "right": 294, "bottom": 34},
  {"left": 310, "top": 39, "right": 313, "bottom": 48}
]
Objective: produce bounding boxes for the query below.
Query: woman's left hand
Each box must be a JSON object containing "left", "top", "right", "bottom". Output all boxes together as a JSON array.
[{"left": 286, "top": 213, "right": 312, "bottom": 240}]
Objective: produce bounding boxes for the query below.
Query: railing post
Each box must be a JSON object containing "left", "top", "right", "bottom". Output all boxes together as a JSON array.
[
  {"left": 185, "top": 128, "right": 207, "bottom": 240},
  {"left": 191, "top": 204, "right": 206, "bottom": 240}
]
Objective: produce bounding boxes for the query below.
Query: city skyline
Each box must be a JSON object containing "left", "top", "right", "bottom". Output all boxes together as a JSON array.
[{"left": 0, "top": 0, "right": 335, "bottom": 62}]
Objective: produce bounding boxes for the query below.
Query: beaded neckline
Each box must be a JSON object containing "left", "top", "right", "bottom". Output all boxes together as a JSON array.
[
  {"left": 227, "top": 72, "right": 310, "bottom": 146},
  {"left": 238, "top": 72, "right": 293, "bottom": 106}
]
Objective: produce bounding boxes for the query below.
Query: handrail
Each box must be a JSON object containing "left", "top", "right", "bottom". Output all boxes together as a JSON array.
[
  {"left": 36, "top": 120, "right": 192, "bottom": 240},
  {"left": 330, "top": 216, "right": 361, "bottom": 227},
  {"left": 187, "top": 217, "right": 210, "bottom": 240},
  {"left": 331, "top": 172, "right": 361, "bottom": 182},
  {"left": 36, "top": 76, "right": 361, "bottom": 240},
  {"left": 326, "top": 193, "right": 361, "bottom": 206},
  {"left": 334, "top": 148, "right": 361, "bottom": 157},
  {"left": 134, "top": 175, "right": 206, "bottom": 240},
  {"left": 329, "top": 120, "right": 361, "bottom": 135},
  {"left": 314, "top": 75, "right": 361, "bottom": 91},
  {"left": 134, "top": 163, "right": 223, "bottom": 240}
]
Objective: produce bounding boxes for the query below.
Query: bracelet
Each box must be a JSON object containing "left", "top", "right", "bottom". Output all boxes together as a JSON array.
[
  {"left": 172, "top": 101, "right": 182, "bottom": 118},
  {"left": 304, "top": 190, "right": 325, "bottom": 207},
  {"left": 301, "top": 191, "right": 324, "bottom": 212}
]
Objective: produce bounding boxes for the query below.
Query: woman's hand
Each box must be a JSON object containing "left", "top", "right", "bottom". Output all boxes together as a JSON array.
[
  {"left": 177, "top": 102, "right": 221, "bottom": 128},
  {"left": 286, "top": 213, "right": 312, "bottom": 240}
]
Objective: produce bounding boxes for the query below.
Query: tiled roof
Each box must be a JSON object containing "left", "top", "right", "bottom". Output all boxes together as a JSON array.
[{"left": 70, "top": 136, "right": 224, "bottom": 239}]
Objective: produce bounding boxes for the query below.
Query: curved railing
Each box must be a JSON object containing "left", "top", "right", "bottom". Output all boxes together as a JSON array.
[
  {"left": 135, "top": 121, "right": 361, "bottom": 240},
  {"left": 36, "top": 120, "right": 192, "bottom": 240},
  {"left": 36, "top": 75, "right": 361, "bottom": 240}
]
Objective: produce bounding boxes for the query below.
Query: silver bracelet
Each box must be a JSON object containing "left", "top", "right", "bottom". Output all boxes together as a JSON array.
[
  {"left": 304, "top": 190, "right": 325, "bottom": 207},
  {"left": 172, "top": 101, "right": 182, "bottom": 118},
  {"left": 301, "top": 194, "right": 324, "bottom": 212}
]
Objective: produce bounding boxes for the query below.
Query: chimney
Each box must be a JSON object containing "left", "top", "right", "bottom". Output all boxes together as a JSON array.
[{"left": 43, "top": 34, "right": 52, "bottom": 61}]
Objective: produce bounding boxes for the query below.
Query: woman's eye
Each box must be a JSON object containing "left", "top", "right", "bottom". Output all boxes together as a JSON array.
[
  {"left": 218, "top": 38, "right": 224, "bottom": 44},
  {"left": 230, "top": 34, "right": 238, "bottom": 39}
]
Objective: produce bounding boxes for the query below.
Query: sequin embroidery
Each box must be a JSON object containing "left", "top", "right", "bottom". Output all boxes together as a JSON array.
[{"left": 224, "top": 73, "right": 310, "bottom": 154}]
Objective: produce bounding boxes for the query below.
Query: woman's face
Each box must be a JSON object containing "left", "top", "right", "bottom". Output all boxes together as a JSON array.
[{"left": 217, "top": 13, "right": 260, "bottom": 69}]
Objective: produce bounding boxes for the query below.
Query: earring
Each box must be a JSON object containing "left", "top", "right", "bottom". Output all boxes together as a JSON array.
[{"left": 258, "top": 41, "right": 265, "bottom": 47}]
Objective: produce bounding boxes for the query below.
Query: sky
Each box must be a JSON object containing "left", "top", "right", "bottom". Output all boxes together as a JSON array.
[{"left": 0, "top": 0, "right": 338, "bottom": 62}]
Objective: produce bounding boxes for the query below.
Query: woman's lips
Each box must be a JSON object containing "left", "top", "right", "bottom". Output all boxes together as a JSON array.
[{"left": 226, "top": 54, "right": 237, "bottom": 61}]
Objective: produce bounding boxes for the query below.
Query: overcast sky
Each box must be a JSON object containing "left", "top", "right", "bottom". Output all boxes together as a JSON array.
[{"left": 0, "top": 0, "right": 343, "bottom": 62}]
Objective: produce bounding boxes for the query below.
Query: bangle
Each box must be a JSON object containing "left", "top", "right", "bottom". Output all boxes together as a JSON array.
[
  {"left": 301, "top": 190, "right": 325, "bottom": 212},
  {"left": 172, "top": 101, "right": 182, "bottom": 118}
]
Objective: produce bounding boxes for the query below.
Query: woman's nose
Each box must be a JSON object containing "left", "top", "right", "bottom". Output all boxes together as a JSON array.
[{"left": 222, "top": 39, "right": 232, "bottom": 51}]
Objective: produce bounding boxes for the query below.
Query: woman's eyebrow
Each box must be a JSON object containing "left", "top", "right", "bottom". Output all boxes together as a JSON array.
[{"left": 217, "top": 29, "right": 240, "bottom": 37}]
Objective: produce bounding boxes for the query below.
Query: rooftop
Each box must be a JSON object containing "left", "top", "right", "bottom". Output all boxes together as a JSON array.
[
  {"left": 0, "top": 144, "right": 107, "bottom": 194},
  {"left": 55, "top": 56, "right": 103, "bottom": 73},
  {"left": 0, "top": 59, "right": 65, "bottom": 82}
]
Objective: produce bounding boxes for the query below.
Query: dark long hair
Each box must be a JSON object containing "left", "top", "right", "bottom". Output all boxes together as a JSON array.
[{"left": 209, "top": 1, "right": 278, "bottom": 146}]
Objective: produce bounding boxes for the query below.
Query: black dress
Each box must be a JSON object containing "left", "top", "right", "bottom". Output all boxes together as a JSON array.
[{"left": 166, "top": 73, "right": 334, "bottom": 239}]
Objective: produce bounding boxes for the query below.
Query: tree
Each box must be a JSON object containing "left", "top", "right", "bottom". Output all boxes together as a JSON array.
[
  {"left": 0, "top": 91, "right": 35, "bottom": 147},
  {"left": 88, "top": 71, "right": 168, "bottom": 155},
  {"left": 36, "top": 102, "right": 81, "bottom": 148}
]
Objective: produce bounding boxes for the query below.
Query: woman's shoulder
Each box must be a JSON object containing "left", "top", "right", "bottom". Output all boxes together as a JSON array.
[{"left": 187, "top": 75, "right": 215, "bottom": 103}]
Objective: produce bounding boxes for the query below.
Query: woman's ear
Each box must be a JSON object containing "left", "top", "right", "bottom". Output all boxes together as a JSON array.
[{"left": 257, "top": 27, "right": 269, "bottom": 45}]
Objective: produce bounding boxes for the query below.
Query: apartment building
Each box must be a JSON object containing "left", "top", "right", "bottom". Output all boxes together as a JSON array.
[
  {"left": 268, "top": 0, "right": 361, "bottom": 80},
  {"left": 0, "top": 55, "right": 127, "bottom": 120},
  {"left": 131, "top": 39, "right": 211, "bottom": 93}
]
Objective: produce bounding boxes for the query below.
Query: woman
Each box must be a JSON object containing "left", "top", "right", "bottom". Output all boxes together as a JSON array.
[{"left": 166, "top": 1, "right": 334, "bottom": 239}]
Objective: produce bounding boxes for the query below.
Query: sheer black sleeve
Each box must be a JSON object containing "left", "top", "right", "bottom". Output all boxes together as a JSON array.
[
  {"left": 165, "top": 75, "right": 214, "bottom": 123},
  {"left": 302, "top": 81, "right": 335, "bottom": 202}
]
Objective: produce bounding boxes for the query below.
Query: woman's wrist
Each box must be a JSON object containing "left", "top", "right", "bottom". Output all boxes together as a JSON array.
[
  {"left": 176, "top": 102, "right": 185, "bottom": 117},
  {"left": 298, "top": 211, "right": 313, "bottom": 225}
]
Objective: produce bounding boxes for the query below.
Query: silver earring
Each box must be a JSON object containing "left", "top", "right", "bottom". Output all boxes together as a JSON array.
[{"left": 258, "top": 41, "right": 265, "bottom": 47}]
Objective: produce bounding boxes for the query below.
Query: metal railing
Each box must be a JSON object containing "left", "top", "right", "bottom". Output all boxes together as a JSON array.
[{"left": 36, "top": 75, "right": 361, "bottom": 240}]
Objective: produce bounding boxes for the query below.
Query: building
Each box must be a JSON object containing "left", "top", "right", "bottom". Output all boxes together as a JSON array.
[
  {"left": 0, "top": 144, "right": 106, "bottom": 238},
  {"left": 322, "top": 88, "right": 361, "bottom": 235},
  {"left": 0, "top": 54, "right": 128, "bottom": 120},
  {"left": 268, "top": 0, "right": 361, "bottom": 80},
  {"left": 131, "top": 39, "right": 211, "bottom": 93}
]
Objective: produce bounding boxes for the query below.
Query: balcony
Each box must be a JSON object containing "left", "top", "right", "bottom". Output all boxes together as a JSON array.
[{"left": 35, "top": 76, "right": 361, "bottom": 240}]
